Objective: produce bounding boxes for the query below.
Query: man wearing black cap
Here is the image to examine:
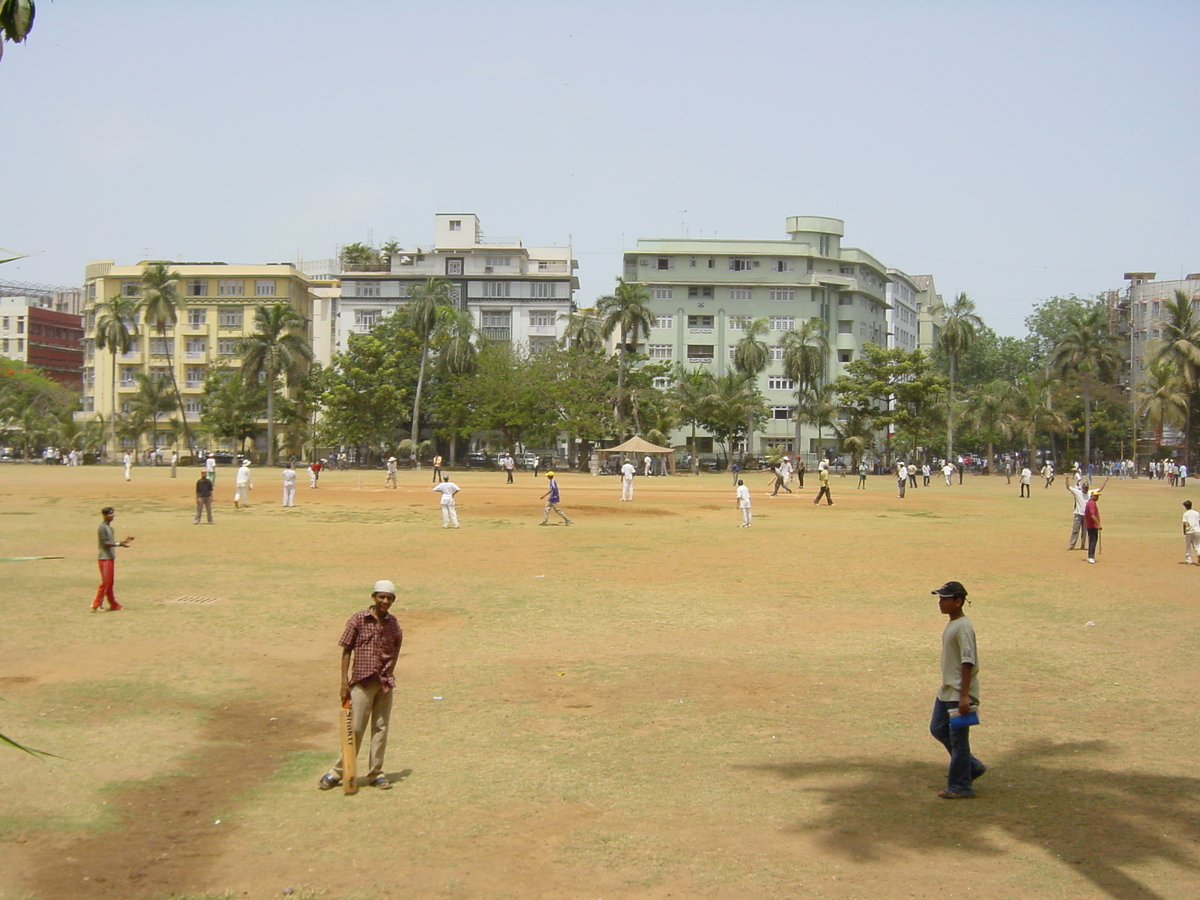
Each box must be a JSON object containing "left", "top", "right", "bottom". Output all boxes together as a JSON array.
[{"left": 929, "top": 580, "right": 985, "bottom": 799}]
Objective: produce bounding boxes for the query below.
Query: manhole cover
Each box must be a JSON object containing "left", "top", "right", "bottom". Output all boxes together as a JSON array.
[{"left": 162, "top": 596, "right": 221, "bottom": 605}]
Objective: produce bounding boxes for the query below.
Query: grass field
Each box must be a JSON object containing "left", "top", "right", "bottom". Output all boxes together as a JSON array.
[{"left": 0, "top": 462, "right": 1197, "bottom": 900}]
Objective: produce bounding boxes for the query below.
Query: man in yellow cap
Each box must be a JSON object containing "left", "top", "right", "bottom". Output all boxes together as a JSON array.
[{"left": 539, "top": 471, "right": 572, "bottom": 525}]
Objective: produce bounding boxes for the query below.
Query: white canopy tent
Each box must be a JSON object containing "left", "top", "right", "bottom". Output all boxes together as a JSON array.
[{"left": 594, "top": 436, "right": 676, "bottom": 475}]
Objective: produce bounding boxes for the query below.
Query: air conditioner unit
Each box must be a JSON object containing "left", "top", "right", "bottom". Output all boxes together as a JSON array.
[{"left": 485, "top": 266, "right": 493, "bottom": 273}]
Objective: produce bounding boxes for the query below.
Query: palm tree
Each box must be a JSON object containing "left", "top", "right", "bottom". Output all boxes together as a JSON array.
[
  {"left": 934, "top": 292, "right": 983, "bottom": 462},
  {"left": 1007, "top": 375, "right": 1069, "bottom": 468},
  {"left": 781, "top": 317, "right": 830, "bottom": 457},
  {"left": 238, "top": 301, "right": 313, "bottom": 466},
  {"left": 802, "top": 383, "right": 840, "bottom": 458},
  {"left": 962, "top": 380, "right": 1016, "bottom": 474},
  {"left": 1149, "top": 289, "right": 1200, "bottom": 467},
  {"left": 732, "top": 317, "right": 770, "bottom": 457},
  {"left": 92, "top": 292, "right": 139, "bottom": 458},
  {"left": 1049, "top": 306, "right": 1122, "bottom": 468},
  {"left": 437, "top": 309, "right": 479, "bottom": 467},
  {"left": 406, "top": 277, "right": 454, "bottom": 466},
  {"left": 597, "top": 279, "right": 655, "bottom": 440},
  {"left": 833, "top": 406, "right": 874, "bottom": 473},
  {"left": 379, "top": 240, "right": 403, "bottom": 268},
  {"left": 559, "top": 307, "right": 605, "bottom": 353},
  {"left": 670, "top": 365, "right": 712, "bottom": 474},
  {"left": 1137, "top": 358, "right": 1188, "bottom": 448},
  {"left": 130, "top": 373, "right": 176, "bottom": 459},
  {"left": 701, "top": 370, "right": 766, "bottom": 465},
  {"left": 136, "top": 263, "right": 194, "bottom": 457}
]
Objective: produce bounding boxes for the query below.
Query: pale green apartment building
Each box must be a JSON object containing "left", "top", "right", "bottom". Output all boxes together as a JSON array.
[{"left": 623, "top": 215, "right": 892, "bottom": 461}]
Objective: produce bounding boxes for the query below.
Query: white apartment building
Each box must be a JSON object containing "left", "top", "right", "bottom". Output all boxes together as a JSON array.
[
  {"left": 1125, "top": 271, "right": 1200, "bottom": 388},
  {"left": 333, "top": 214, "right": 577, "bottom": 355},
  {"left": 624, "top": 215, "right": 892, "bottom": 458},
  {"left": 886, "top": 269, "right": 920, "bottom": 352},
  {"left": 911, "top": 273, "right": 945, "bottom": 355}
]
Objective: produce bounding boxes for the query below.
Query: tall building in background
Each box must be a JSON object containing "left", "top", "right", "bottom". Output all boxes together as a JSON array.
[
  {"left": 81, "top": 260, "right": 315, "bottom": 456},
  {"left": 331, "top": 214, "right": 577, "bottom": 356},
  {"left": 1125, "top": 271, "right": 1200, "bottom": 389},
  {"left": 624, "top": 216, "right": 892, "bottom": 459},
  {"left": 886, "top": 269, "right": 920, "bottom": 352}
]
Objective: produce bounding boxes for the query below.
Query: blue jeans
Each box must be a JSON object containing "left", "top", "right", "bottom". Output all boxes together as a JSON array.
[{"left": 930, "top": 699, "right": 983, "bottom": 795}]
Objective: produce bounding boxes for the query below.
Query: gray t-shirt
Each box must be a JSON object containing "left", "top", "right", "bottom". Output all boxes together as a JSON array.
[
  {"left": 938, "top": 615, "right": 979, "bottom": 705},
  {"left": 98, "top": 522, "right": 116, "bottom": 560}
]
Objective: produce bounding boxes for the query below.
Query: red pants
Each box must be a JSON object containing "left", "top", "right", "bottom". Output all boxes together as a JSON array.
[{"left": 92, "top": 559, "right": 120, "bottom": 610}]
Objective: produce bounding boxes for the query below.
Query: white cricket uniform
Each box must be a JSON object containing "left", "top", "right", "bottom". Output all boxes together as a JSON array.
[
  {"left": 621, "top": 462, "right": 636, "bottom": 500},
  {"left": 282, "top": 467, "right": 297, "bottom": 506},
  {"left": 433, "top": 481, "right": 460, "bottom": 527}
]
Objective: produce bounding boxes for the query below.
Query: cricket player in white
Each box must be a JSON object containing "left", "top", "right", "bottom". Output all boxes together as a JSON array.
[{"left": 621, "top": 459, "right": 636, "bottom": 501}]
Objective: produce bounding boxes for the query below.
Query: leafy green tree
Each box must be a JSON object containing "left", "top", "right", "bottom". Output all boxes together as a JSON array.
[
  {"left": 930, "top": 326, "right": 1038, "bottom": 391},
  {"left": 136, "top": 263, "right": 194, "bottom": 455},
  {"left": 0, "top": 0, "right": 35, "bottom": 62},
  {"left": 781, "top": 317, "right": 829, "bottom": 454},
  {"left": 934, "top": 292, "right": 983, "bottom": 462},
  {"left": 834, "top": 344, "right": 946, "bottom": 463},
  {"left": 1049, "top": 306, "right": 1122, "bottom": 467},
  {"left": 1137, "top": 358, "right": 1188, "bottom": 447},
  {"left": 669, "top": 366, "right": 712, "bottom": 474},
  {"left": 200, "top": 371, "right": 264, "bottom": 455},
  {"left": 560, "top": 307, "right": 605, "bottom": 353},
  {"left": 239, "top": 301, "right": 313, "bottom": 465},
  {"left": 320, "top": 317, "right": 421, "bottom": 457},
  {"left": 530, "top": 344, "right": 619, "bottom": 468},
  {"left": 962, "top": 380, "right": 1016, "bottom": 472},
  {"left": 833, "top": 405, "right": 874, "bottom": 471},
  {"left": 92, "top": 293, "right": 139, "bottom": 456},
  {"left": 1024, "top": 295, "right": 1101, "bottom": 370},
  {"left": 0, "top": 359, "right": 77, "bottom": 455},
  {"left": 405, "top": 277, "right": 454, "bottom": 465},
  {"left": 597, "top": 279, "right": 654, "bottom": 440},
  {"left": 379, "top": 240, "right": 402, "bottom": 267},
  {"left": 340, "top": 242, "right": 381, "bottom": 268}
]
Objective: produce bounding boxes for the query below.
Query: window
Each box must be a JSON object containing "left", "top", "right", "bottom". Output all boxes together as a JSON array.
[
  {"left": 219, "top": 280, "right": 244, "bottom": 296},
  {"left": 150, "top": 366, "right": 171, "bottom": 382},
  {"left": 652, "top": 376, "right": 671, "bottom": 390},
  {"left": 687, "top": 286, "right": 714, "bottom": 299},
  {"left": 767, "top": 377, "right": 795, "bottom": 391},
  {"left": 486, "top": 256, "right": 512, "bottom": 268},
  {"left": 838, "top": 294, "right": 853, "bottom": 305},
  {"left": 690, "top": 256, "right": 697, "bottom": 268},
  {"left": 530, "top": 282, "right": 557, "bottom": 298},
  {"left": 253, "top": 280, "right": 275, "bottom": 297},
  {"left": 121, "top": 338, "right": 140, "bottom": 357},
  {"left": 529, "top": 310, "right": 556, "bottom": 328},
  {"left": 219, "top": 308, "right": 243, "bottom": 327},
  {"left": 150, "top": 338, "right": 173, "bottom": 355},
  {"left": 730, "top": 257, "right": 752, "bottom": 271},
  {"left": 121, "top": 280, "right": 139, "bottom": 297},
  {"left": 187, "top": 309, "right": 207, "bottom": 328},
  {"left": 838, "top": 350, "right": 852, "bottom": 363},
  {"left": 529, "top": 337, "right": 555, "bottom": 355},
  {"left": 355, "top": 309, "right": 382, "bottom": 328},
  {"left": 839, "top": 266, "right": 853, "bottom": 276},
  {"left": 772, "top": 407, "right": 794, "bottom": 420},
  {"left": 770, "top": 346, "right": 785, "bottom": 361},
  {"left": 728, "top": 316, "right": 751, "bottom": 330},
  {"left": 16, "top": 318, "right": 24, "bottom": 334},
  {"left": 775, "top": 259, "right": 795, "bottom": 272},
  {"left": 481, "top": 310, "right": 511, "bottom": 328},
  {"left": 707, "top": 257, "right": 715, "bottom": 268},
  {"left": 446, "top": 258, "right": 464, "bottom": 275},
  {"left": 769, "top": 316, "right": 794, "bottom": 331},
  {"left": 728, "top": 344, "right": 737, "bottom": 360},
  {"left": 359, "top": 283, "right": 381, "bottom": 298},
  {"left": 655, "top": 257, "right": 673, "bottom": 270},
  {"left": 648, "top": 345, "right": 673, "bottom": 359},
  {"left": 729, "top": 288, "right": 752, "bottom": 301},
  {"left": 686, "top": 344, "right": 714, "bottom": 361},
  {"left": 449, "top": 219, "right": 462, "bottom": 231},
  {"left": 837, "top": 321, "right": 853, "bottom": 334},
  {"left": 187, "top": 279, "right": 208, "bottom": 297},
  {"left": 186, "top": 337, "right": 206, "bottom": 358},
  {"left": 185, "top": 366, "right": 206, "bottom": 388},
  {"left": 653, "top": 314, "right": 673, "bottom": 329},
  {"left": 0, "top": 339, "right": 6, "bottom": 354},
  {"left": 651, "top": 287, "right": 674, "bottom": 300},
  {"left": 482, "top": 282, "right": 511, "bottom": 298},
  {"left": 218, "top": 338, "right": 238, "bottom": 355},
  {"left": 769, "top": 289, "right": 795, "bottom": 302},
  {"left": 185, "top": 397, "right": 204, "bottom": 414},
  {"left": 120, "top": 366, "right": 137, "bottom": 387},
  {"left": 687, "top": 315, "right": 714, "bottom": 329}
]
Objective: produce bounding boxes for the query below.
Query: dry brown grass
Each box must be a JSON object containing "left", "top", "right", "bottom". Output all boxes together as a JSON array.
[{"left": 0, "top": 463, "right": 1197, "bottom": 900}]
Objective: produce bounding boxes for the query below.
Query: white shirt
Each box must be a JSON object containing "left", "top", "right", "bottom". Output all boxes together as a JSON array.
[
  {"left": 502, "top": 456, "right": 514, "bottom": 470},
  {"left": 897, "top": 465, "right": 908, "bottom": 481},
  {"left": 433, "top": 482, "right": 459, "bottom": 504},
  {"left": 206, "top": 457, "right": 216, "bottom": 473},
  {"left": 1184, "top": 509, "right": 1200, "bottom": 534},
  {"left": 282, "top": 468, "right": 297, "bottom": 486},
  {"left": 236, "top": 465, "right": 251, "bottom": 486},
  {"left": 621, "top": 463, "right": 635, "bottom": 479},
  {"left": 736, "top": 484, "right": 751, "bottom": 508},
  {"left": 1068, "top": 485, "right": 1087, "bottom": 515}
]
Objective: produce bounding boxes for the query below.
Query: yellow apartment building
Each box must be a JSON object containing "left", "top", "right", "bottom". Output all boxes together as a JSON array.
[{"left": 81, "top": 260, "right": 314, "bottom": 460}]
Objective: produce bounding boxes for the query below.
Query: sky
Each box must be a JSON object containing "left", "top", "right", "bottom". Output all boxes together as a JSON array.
[{"left": 2, "top": 0, "right": 1197, "bottom": 337}]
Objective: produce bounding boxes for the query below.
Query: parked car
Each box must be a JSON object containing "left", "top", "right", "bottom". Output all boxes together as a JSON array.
[
  {"left": 519, "top": 452, "right": 538, "bottom": 469},
  {"left": 466, "top": 451, "right": 496, "bottom": 469}
]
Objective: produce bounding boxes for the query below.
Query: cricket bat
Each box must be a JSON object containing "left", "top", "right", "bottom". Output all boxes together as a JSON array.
[{"left": 340, "top": 698, "right": 358, "bottom": 795}]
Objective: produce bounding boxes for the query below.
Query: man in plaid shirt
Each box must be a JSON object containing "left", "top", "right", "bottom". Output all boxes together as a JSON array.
[{"left": 319, "top": 580, "right": 403, "bottom": 790}]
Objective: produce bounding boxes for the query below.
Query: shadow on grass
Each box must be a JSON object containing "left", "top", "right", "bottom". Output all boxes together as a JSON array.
[{"left": 741, "top": 740, "right": 1200, "bottom": 900}]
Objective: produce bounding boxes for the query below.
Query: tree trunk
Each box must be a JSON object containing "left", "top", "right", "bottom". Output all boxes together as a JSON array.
[
  {"left": 265, "top": 368, "right": 276, "bottom": 466},
  {"left": 410, "top": 345, "right": 429, "bottom": 468},
  {"left": 110, "top": 351, "right": 119, "bottom": 462},
  {"left": 1082, "top": 377, "right": 1092, "bottom": 468},
  {"left": 946, "top": 354, "right": 956, "bottom": 461}
]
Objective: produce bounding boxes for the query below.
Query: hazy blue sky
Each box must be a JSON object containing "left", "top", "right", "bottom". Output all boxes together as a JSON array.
[{"left": 2, "top": 0, "right": 1197, "bottom": 336}]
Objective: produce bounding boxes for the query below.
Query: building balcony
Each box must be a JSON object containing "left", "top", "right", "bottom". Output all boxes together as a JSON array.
[
  {"left": 185, "top": 351, "right": 206, "bottom": 360},
  {"left": 481, "top": 327, "right": 511, "bottom": 340}
]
